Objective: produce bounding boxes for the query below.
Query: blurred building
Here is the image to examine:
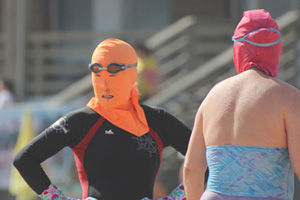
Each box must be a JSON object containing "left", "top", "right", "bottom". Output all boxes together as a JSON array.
[{"left": 0, "top": 0, "right": 298, "bottom": 101}]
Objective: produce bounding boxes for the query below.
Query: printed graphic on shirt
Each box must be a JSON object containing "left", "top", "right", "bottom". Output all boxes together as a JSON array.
[
  {"left": 133, "top": 134, "right": 158, "bottom": 157},
  {"left": 105, "top": 129, "right": 114, "bottom": 135},
  {"left": 50, "top": 117, "right": 69, "bottom": 134}
]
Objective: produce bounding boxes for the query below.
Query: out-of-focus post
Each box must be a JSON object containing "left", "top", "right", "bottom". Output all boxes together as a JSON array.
[
  {"left": 2, "top": 0, "right": 16, "bottom": 88},
  {"left": 247, "top": 0, "right": 262, "bottom": 10},
  {"left": 15, "top": 0, "right": 26, "bottom": 101}
]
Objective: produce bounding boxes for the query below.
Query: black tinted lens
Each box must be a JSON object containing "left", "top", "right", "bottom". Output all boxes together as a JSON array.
[
  {"left": 90, "top": 63, "right": 102, "bottom": 73},
  {"left": 107, "top": 64, "right": 123, "bottom": 73}
]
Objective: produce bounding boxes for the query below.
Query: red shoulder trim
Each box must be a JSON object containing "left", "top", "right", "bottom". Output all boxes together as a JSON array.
[
  {"left": 71, "top": 117, "right": 105, "bottom": 198},
  {"left": 148, "top": 128, "right": 163, "bottom": 183}
]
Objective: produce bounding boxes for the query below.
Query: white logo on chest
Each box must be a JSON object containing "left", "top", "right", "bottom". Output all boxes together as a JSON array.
[{"left": 105, "top": 129, "right": 114, "bottom": 135}]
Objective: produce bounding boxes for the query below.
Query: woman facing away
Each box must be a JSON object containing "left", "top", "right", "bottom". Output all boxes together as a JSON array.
[{"left": 183, "top": 9, "right": 300, "bottom": 200}]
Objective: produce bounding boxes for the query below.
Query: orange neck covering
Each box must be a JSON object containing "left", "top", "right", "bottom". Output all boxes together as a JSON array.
[{"left": 87, "top": 39, "right": 149, "bottom": 136}]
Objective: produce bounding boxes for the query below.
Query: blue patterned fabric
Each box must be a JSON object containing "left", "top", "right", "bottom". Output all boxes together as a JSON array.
[
  {"left": 206, "top": 145, "right": 294, "bottom": 200},
  {"left": 201, "top": 191, "right": 282, "bottom": 200}
]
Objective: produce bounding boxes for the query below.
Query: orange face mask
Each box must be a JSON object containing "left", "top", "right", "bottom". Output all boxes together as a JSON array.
[{"left": 87, "top": 39, "right": 149, "bottom": 136}]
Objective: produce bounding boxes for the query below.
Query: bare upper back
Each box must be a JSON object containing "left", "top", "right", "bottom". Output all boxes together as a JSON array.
[{"left": 201, "top": 70, "right": 298, "bottom": 148}]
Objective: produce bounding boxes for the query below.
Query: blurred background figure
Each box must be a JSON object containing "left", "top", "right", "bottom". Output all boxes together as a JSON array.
[
  {"left": 0, "top": 79, "right": 14, "bottom": 108},
  {"left": 135, "top": 44, "right": 160, "bottom": 101}
]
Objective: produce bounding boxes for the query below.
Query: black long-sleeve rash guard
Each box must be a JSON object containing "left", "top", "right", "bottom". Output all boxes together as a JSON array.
[{"left": 13, "top": 104, "right": 191, "bottom": 200}]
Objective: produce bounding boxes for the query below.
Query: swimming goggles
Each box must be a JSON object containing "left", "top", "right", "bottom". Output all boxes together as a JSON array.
[
  {"left": 89, "top": 62, "right": 137, "bottom": 74},
  {"left": 232, "top": 27, "right": 281, "bottom": 47}
]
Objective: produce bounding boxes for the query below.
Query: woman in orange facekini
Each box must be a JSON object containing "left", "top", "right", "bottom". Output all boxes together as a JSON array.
[{"left": 13, "top": 39, "right": 191, "bottom": 200}]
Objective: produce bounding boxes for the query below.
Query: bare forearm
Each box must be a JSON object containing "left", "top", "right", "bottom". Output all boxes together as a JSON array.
[{"left": 183, "top": 167, "right": 204, "bottom": 200}]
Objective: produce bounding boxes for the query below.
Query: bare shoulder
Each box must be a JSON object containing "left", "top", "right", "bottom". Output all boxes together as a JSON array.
[
  {"left": 199, "top": 76, "right": 236, "bottom": 108},
  {"left": 272, "top": 79, "right": 300, "bottom": 111},
  {"left": 274, "top": 78, "right": 300, "bottom": 98},
  {"left": 205, "top": 75, "right": 237, "bottom": 97}
]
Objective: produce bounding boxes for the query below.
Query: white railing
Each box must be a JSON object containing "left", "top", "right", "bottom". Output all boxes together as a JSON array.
[{"left": 145, "top": 10, "right": 300, "bottom": 109}]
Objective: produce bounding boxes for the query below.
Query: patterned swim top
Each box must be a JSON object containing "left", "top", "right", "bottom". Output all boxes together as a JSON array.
[{"left": 206, "top": 145, "right": 294, "bottom": 200}]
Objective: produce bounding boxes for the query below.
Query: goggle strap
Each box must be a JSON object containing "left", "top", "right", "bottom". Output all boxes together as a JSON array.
[
  {"left": 232, "top": 27, "right": 281, "bottom": 47},
  {"left": 232, "top": 37, "right": 281, "bottom": 47},
  {"left": 126, "top": 63, "right": 138, "bottom": 69}
]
